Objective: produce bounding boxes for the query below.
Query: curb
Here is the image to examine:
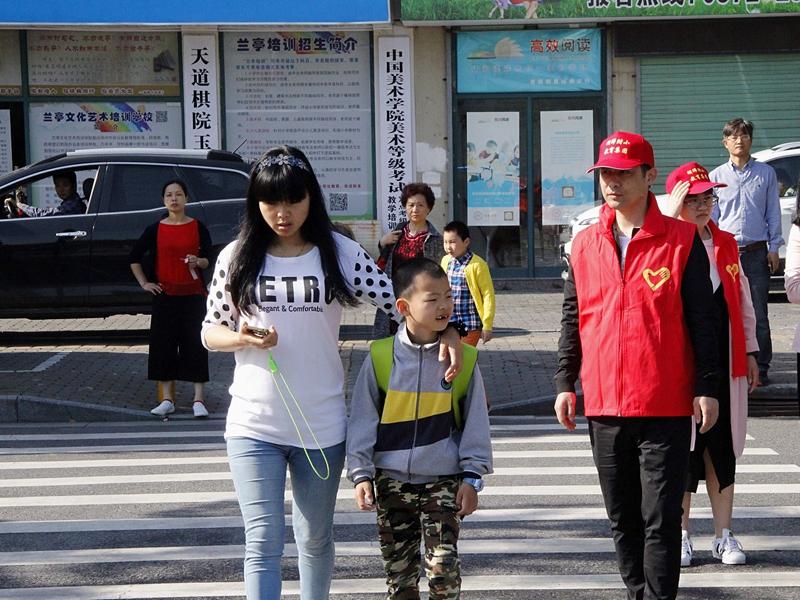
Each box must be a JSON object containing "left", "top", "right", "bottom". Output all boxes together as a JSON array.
[{"left": 0, "top": 395, "right": 155, "bottom": 423}]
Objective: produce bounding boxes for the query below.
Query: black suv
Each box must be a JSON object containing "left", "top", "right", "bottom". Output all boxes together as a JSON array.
[{"left": 0, "top": 148, "right": 251, "bottom": 318}]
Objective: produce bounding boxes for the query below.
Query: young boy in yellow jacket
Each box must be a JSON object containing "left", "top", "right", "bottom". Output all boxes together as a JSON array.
[{"left": 441, "top": 221, "right": 496, "bottom": 346}]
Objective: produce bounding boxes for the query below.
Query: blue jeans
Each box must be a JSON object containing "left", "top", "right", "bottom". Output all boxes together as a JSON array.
[
  {"left": 227, "top": 436, "right": 345, "bottom": 600},
  {"left": 739, "top": 245, "right": 772, "bottom": 373}
]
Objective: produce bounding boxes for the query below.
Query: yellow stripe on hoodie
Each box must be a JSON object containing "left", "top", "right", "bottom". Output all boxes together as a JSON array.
[{"left": 381, "top": 390, "right": 451, "bottom": 424}]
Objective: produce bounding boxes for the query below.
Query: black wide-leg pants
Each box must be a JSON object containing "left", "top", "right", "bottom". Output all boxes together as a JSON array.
[
  {"left": 588, "top": 416, "right": 691, "bottom": 600},
  {"left": 148, "top": 293, "right": 209, "bottom": 383}
]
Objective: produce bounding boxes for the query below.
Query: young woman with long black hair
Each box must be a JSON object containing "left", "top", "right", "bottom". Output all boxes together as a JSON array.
[{"left": 201, "top": 146, "right": 461, "bottom": 599}]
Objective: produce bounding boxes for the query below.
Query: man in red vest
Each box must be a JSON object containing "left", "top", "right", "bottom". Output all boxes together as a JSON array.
[{"left": 554, "top": 131, "right": 721, "bottom": 600}]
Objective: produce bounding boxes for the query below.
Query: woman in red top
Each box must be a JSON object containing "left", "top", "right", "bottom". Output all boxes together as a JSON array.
[
  {"left": 130, "top": 179, "right": 212, "bottom": 418},
  {"left": 373, "top": 183, "right": 444, "bottom": 337}
]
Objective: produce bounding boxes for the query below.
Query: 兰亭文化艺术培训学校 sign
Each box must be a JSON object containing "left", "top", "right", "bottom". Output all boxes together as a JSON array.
[
  {"left": 401, "top": 0, "right": 800, "bottom": 23},
  {"left": 0, "top": 0, "right": 391, "bottom": 24}
]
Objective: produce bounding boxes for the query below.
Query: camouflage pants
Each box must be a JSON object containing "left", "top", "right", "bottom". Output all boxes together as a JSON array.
[{"left": 375, "top": 471, "right": 461, "bottom": 600}]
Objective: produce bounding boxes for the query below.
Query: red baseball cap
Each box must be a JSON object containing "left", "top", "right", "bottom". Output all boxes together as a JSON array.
[
  {"left": 665, "top": 161, "right": 727, "bottom": 195},
  {"left": 587, "top": 131, "right": 655, "bottom": 172}
]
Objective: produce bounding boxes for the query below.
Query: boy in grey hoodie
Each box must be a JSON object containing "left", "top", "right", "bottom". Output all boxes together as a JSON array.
[{"left": 346, "top": 257, "right": 493, "bottom": 600}]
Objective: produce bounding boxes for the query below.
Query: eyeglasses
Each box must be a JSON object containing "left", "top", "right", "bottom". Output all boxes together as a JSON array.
[
  {"left": 684, "top": 192, "right": 717, "bottom": 208},
  {"left": 725, "top": 134, "right": 751, "bottom": 142}
]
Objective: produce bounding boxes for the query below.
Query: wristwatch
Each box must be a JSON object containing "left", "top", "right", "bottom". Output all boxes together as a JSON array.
[{"left": 462, "top": 477, "right": 484, "bottom": 492}]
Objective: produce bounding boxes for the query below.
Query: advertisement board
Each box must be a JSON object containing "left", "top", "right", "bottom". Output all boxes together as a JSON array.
[
  {"left": 466, "top": 112, "right": 520, "bottom": 227},
  {"left": 457, "top": 29, "right": 602, "bottom": 93},
  {"left": 224, "top": 31, "right": 373, "bottom": 219},
  {"left": 403, "top": 0, "right": 800, "bottom": 22},
  {"left": 27, "top": 31, "right": 180, "bottom": 97},
  {"left": 540, "top": 110, "right": 596, "bottom": 225}
]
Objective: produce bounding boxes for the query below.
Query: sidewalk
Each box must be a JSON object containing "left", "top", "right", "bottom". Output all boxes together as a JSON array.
[{"left": 0, "top": 281, "right": 798, "bottom": 422}]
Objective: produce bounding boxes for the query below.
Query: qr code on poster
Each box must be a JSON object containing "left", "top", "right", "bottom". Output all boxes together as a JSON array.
[
  {"left": 329, "top": 193, "right": 348, "bottom": 212},
  {"left": 155, "top": 111, "right": 168, "bottom": 123}
]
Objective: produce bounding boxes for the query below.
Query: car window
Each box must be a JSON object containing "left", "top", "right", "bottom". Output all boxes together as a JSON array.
[
  {"left": 179, "top": 166, "right": 249, "bottom": 201},
  {"left": 0, "top": 167, "right": 98, "bottom": 217},
  {"left": 767, "top": 155, "right": 800, "bottom": 198},
  {"left": 107, "top": 164, "right": 180, "bottom": 213}
]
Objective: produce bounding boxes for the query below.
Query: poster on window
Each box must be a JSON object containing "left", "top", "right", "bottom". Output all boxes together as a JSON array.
[
  {"left": 0, "top": 31, "right": 22, "bottom": 96},
  {"left": 466, "top": 112, "right": 520, "bottom": 227},
  {"left": 224, "top": 31, "right": 373, "bottom": 220},
  {"left": 540, "top": 110, "right": 595, "bottom": 225},
  {"left": 0, "top": 110, "right": 11, "bottom": 175},
  {"left": 27, "top": 31, "right": 180, "bottom": 97}
]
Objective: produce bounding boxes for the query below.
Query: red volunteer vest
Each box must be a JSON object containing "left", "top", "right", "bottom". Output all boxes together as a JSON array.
[
  {"left": 708, "top": 221, "right": 748, "bottom": 377},
  {"left": 571, "top": 195, "right": 698, "bottom": 417}
]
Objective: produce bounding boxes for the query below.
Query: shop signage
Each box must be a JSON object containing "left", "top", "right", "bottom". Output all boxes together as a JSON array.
[
  {"left": 403, "top": 0, "right": 800, "bottom": 22},
  {"left": 0, "top": 110, "right": 11, "bottom": 174},
  {"left": 27, "top": 31, "right": 180, "bottom": 97},
  {"left": 466, "top": 112, "right": 520, "bottom": 227},
  {"left": 182, "top": 34, "right": 220, "bottom": 150},
  {"left": 457, "top": 30, "right": 601, "bottom": 93},
  {"left": 224, "top": 31, "right": 373, "bottom": 219},
  {"left": 375, "top": 36, "right": 415, "bottom": 233},
  {"left": 29, "top": 101, "right": 182, "bottom": 164},
  {"left": 0, "top": 1, "right": 390, "bottom": 24},
  {"left": 540, "top": 110, "right": 595, "bottom": 225}
]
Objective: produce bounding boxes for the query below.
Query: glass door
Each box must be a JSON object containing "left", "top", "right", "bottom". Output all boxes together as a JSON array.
[{"left": 454, "top": 96, "right": 603, "bottom": 277}]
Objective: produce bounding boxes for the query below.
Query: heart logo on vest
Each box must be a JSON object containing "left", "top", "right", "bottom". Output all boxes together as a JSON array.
[
  {"left": 642, "top": 267, "right": 671, "bottom": 291},
  {"left": 726, "top": 263, "right": 739, "bottom": 281}
]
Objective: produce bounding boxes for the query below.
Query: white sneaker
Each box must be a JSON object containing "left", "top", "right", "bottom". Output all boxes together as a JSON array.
[
  {"left": 151, "top": 400, "right": 175, "bottom": 416},
  {"left": 680, "top": 530, "right": 693, "bottom": 567},
  {"left": 193, "top": 401, "right": 209, "bottom": 418},
  {"left": 712, "top": 529, "right": 746, "bottom": 565}
]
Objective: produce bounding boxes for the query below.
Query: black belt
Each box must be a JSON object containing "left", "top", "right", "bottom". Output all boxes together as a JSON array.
[{"left": 738, "top": 241, "right": 766, "bottom": 254}]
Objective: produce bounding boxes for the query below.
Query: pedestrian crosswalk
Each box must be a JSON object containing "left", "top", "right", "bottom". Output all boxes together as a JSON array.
[{"left": 0, "top": 416, "right": 799, "bottom": 599}]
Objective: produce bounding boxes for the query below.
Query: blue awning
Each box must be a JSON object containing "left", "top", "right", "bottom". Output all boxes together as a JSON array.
[{"left": 0, "top": 0, "right": 391, "bottom": 25}]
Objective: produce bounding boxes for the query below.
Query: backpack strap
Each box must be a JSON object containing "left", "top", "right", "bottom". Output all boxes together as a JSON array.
[
  {"left": 451, "top": 343, "right": 478, "bottom": 430},
  {"left": 370, "top": 336, "right": 395, "bottom": 398}
]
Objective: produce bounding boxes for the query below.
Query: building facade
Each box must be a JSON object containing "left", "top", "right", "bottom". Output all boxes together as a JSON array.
[{"left": 2, "top": 1, "right": 799, "bottom": 276}]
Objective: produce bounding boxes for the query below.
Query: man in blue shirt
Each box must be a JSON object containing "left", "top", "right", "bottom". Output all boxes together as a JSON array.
[{"left": 710, "top": 118, "right": 784, "bottom": 385}]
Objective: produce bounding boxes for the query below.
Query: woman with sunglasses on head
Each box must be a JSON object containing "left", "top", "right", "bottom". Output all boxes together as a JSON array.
[
  {"left": 200, "top": 146, "right": 462, "bottom": 600},
  {"left": 663, "top": 162, "right": 759, "bottom": 568}
]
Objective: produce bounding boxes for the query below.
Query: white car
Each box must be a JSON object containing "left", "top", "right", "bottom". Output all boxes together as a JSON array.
[{"left": 561, "top": 141, "right": 800, "bottom": 292}]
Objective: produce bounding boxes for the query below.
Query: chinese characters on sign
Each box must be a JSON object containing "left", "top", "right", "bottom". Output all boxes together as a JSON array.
[
  {"left": 456, "top": 29, "right": 602, "bottom": 93},
  {"left": 375, "top": 37, "right": 414, "bottom": 233},
  {"left": 224, "top": 32, "right": 373, "bottom": 219},
  {"left": 27, "top": 31, "right": 180, "bottom": 97},
  {"left": 29, "top": 102, "right": 181, "bottom": 164},
  {"left": 540, "top": 110, "right": 595, "bottom": 225},
  {"left": 182, "top": 35, "right": 220, "bottom": 150}
]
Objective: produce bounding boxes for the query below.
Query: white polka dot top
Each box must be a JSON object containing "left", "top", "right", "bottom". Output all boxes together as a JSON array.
[{"left": 202, "top": 232, "right": 398, "bottom": 447}]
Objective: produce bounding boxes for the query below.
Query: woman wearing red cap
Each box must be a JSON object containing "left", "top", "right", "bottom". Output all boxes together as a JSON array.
[{"left": 664, "top": 161, "right": 759, "bottom": 567}]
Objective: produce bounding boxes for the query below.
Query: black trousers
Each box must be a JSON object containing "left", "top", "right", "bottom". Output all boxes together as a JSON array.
[
  {"left": 148, "top": 293, "right": 209, "bottom": 383},
  {"left": 588, "top": 416, "right": 691, "bottom": 600}
]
